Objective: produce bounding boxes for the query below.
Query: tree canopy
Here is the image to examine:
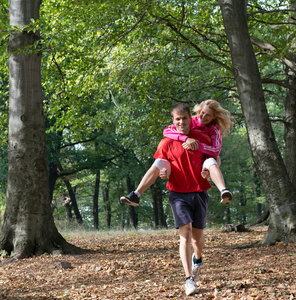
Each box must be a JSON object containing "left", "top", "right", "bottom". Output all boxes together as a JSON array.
[{"left": 0, "top": 0, "right": 295, "bottom": 250}]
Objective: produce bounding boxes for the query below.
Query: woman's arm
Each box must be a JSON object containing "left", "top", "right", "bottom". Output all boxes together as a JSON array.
[
  {"left": 163, "top": 125, "right": 188, "bottom": 142},
  {"left": 196, "top": 126, "right": 222, "bottom": 157},
  {"left": 163, "top": 116, "right": 199, "bottom": 142}
]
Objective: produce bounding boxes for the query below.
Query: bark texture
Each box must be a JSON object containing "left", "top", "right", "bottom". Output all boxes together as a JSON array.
[
  {"left": 151, "top": 182, "right": 167, "bottom": 229},
  {"left": 93, "top": 169, "right": 100, "bottom": 230},
  {"left": 218, "top": 0, "right": 296, "bottom": 244},
  {"left": 126, "top": 175, "right": 138, "bottom": 229},
  {"left": 284, "top": 2, "right": 296, "bottom": 187},
  {"left": 0, "top": 0, "right": 81, "bottom": 258}
]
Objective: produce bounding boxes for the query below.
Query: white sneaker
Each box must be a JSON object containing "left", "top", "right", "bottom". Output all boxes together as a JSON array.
[
  {"left": 192, "top": 254, "right": 202, "bottom": 280},
  {"left": 185, "top": 277, "right": 198, "bottom": 295},
  {"left": 220, "top": 189, "right": 232, "bottom": 204}
]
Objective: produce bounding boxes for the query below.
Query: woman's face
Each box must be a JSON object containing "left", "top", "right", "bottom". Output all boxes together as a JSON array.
[{"left": 199, "top": 105, "right": 216, "bottom": 125}]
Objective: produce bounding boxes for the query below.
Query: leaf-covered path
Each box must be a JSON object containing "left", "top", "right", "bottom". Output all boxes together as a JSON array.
[{"left": 0, "top": 227, "right": 295, "bottom": 299}]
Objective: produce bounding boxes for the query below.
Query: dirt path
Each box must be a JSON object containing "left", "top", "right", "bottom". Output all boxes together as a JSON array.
[{"left": 0, "top": 227, "right": 295, "bottom": 299}]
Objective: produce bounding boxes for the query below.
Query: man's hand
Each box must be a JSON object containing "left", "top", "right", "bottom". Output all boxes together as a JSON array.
[
  {"left": 159, "top": 168, "right": 169, "bottom": 179},
  {"left": 201, "top": 168, "right": 210, "bottom": 179},
  {"left": 182, "top": 138, "right": 199, "bottom": 150}
]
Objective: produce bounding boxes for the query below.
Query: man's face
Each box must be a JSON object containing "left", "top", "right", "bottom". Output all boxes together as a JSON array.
[
  {"left": 199, "top": 105, "right": 215, "bottom": 125},
  {"left": 172, "top": 110, "right": 191, "bottom": 135}
]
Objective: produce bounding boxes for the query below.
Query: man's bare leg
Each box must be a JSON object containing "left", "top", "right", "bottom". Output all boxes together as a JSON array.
[
  {"left": 191, "top": 227, "right": 205, "bottom": 280},
  {"left": 191, "top": 227, "right": 205, "bottom": 261},
  {"left": 179, "top": 223, "right": 199, "bottom": 295},
  {"left": 179, "top": 223, "right": 193, "bottom": 277}
]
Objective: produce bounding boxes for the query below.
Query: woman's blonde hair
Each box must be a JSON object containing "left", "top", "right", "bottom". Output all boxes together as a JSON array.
[{"left": 193, "top": 99, "right": 234, "bottom": 136}]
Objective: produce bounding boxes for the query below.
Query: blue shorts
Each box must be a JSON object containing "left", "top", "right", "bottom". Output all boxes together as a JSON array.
[{"left": 169, "top": 191, "right": 209, "bottom": 229}]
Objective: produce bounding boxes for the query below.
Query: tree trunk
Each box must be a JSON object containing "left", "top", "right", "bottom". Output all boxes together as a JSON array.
[
  {"left": 252, "top": 167, "right": 260, "bottom": 218},
  {"left": 129, "top": 206, "right": 138, "bottom": 229},
  {"left": 49, "top": 161, "right": 59, "bottom": 203},
  {"left": 218, "top": 0, "right": 296, "bottom": 244},
  {"left": 283, "top": 2, "right": 296, "bottom": 187},
  {"left": 49, "top": 160, "right": 84, "bottom": 225},
  {"left": 93, "top": 170, "right": 100, "bottom": 230},
  {"left": 118, "top": 181, "right": 127, "bottom": 230},
  {"left": 102, "top": 182, "right": 111, "bottom": 229},
  {"left": 63, "top": 196, "right": 73, "bottom": 222},
  {"left": 284, "top": 79, "right": 296, "bottom": 185},
  {"left": 126, "top": 175, "right": 138, "bottom": 228},
  {"left": 252, "top": 208, "right": 270, "bottom": 226},
  {"left": 284, "top": 61, "right": 296, "bottom": 186},
  {"left": 62, "top": 179, "right": 83, "bottom": 225},
  {"left": 0, "top": 0, "right": 80, "bottom": 258},
  {"left": 151, "top": 182, "right": 167, "bottom": 229},
  {"left": 152, "top": 193, "right": 159, "bottom": 230},
  {"left": 225, "top": 207, "right": 231, "bottom": 224}
]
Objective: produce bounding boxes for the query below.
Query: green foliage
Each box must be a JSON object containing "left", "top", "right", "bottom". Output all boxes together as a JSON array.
[
  {"left": 0, "top": 0, "right": 291, "bottom": 229},
  {"left": 0, "top": 0, "right": 9, "bottom": 143},
  {"left": 0, "top": 4, "right": 9, "bottom": 202}
]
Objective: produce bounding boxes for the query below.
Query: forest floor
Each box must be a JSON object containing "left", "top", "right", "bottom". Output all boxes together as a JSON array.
[{"left": 0, "top": 226, "right": 295, "bottom": 299}]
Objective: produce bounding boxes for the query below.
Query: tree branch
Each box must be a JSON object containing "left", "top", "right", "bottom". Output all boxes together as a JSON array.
[
  {"left": 263, "top": 89, "right": 285, "bottom": 103},
  {"left": 251, "top": 37, "right": 296, "bottom": 73},
  {"left": 59, "top": 135, "right": 99, "bottom": 150},
  {"left": 247, "top": 9, "right": 296, "bottom": 19},
  {"left": 261, "top": 78, "right": 296, "bottom": 91},
  {"left": 165, "top": 21, "right": 233, "bottom": 73}
]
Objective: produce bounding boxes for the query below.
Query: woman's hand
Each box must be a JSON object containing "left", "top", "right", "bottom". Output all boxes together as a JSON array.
[
  {"left": 201, "top": 168, "right": 210, "bottom": 179},
  {"left": 182, "top": 138, "right": 199, "bottom": 150},
  {"left": 159, "top": 168, "right": 169, "bottom": 179}
]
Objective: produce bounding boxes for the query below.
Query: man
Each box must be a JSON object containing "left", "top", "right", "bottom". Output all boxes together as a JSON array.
[
  {"left": 121, "top": 103, "right": 212, "bottom": 295},
  {"left": 154, "top": 103, "right": 211, "bottom": 295}
]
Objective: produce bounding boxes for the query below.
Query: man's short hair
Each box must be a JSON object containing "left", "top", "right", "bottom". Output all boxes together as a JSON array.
[{"left": 171, "top": 103, "right": 191, "bottom": 117}]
